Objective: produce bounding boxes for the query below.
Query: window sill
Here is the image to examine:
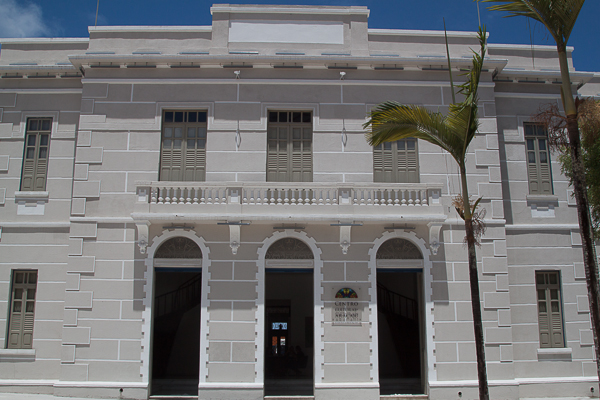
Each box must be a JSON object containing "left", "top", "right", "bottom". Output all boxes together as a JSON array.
[
  {"left": 14, "top": 191, "right": 49, "bottom": 200},
  {"left": 537, "top": 347, "right": 572, "bottom": 361},
  {"left": 0, "top": 349, "right": 36, "bottom": 362},
  {"left": 526, "top": 194, "right": 558, "bottom": 203}
]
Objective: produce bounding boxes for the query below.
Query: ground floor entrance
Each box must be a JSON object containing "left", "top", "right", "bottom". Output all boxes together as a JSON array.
[
  {"left": 151, "top": 269, "right": 201, "bottom": 396},
  {"left": 377, "top": 270, "right": 424, "bottom": 395},
  {"left": 264, "top": 269, "right": 314, "bottom": 396}
]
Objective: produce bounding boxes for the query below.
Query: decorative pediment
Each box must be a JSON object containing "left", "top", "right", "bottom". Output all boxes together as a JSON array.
[
  {"left": 265, "top": 238, "right": 314, "bottom": 259},
  {"left": 155, "top": 237, "right": 202, "bottom": 259},
  {"left": 376, "top": 238, "right": 423, "bottom": 260}
]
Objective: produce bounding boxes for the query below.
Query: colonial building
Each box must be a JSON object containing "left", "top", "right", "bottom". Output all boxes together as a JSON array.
[{"left": 0, "top": 4, "right": 599, "bottom": 400}]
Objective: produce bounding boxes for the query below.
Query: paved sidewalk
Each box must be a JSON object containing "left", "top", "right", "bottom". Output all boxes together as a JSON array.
[
  {"left": 0, "top": 396, "right": 597, "bottom": 400},
  {"left": 0, "top": 395, "right": 597, "bottom": 400}
]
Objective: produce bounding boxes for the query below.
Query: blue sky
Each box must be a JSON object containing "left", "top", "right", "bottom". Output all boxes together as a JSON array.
[{"left": 0, "top": 0, "right": 597, "bottom": 72}]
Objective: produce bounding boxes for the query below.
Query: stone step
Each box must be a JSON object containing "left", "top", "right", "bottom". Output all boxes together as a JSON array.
[
  {"left": 381, "top": 395, "right": 428, "bottom": 400},
  {"left": 264, "top": 397, "right": 314, "bottom": 400}
]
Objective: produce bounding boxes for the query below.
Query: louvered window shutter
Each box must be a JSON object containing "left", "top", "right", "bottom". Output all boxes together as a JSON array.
[
  {"left": 21, "top": 119, "right": 51, "bottom": 191},
  {"left": 536, "top": 271, "right": 564, "bottom": 348},
  {"left": 267, "top": 111, "right": 312, "bottom": 182},
  {"left": 525, "top": 123, "right": 552, "bottom": 195},
  {"left": 373, "top": 139, "right": 419, "bottom": 183},
  {"left": 160, "top": 111, "right": 206, "bottom": 182},
  {"left": 8, "top": 271, "right": 37, "bottom": 349},
  {"left": 267, "top": 127, "right": 289, "bottom": 182},
  {"left": 291, "top": 127, "right": 312, "bottom": 182}
]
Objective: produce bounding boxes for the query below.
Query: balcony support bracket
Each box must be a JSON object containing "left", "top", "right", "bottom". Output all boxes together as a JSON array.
[
  {"left": 427, "top": 222, "right": 443, "bottom": 255},
  {"left": 229, "top": 224, "right": 241, "bottom": 255},
  {"left": 135, "top": 220, "right": 151, "bottom": 254},
  {"left": 339, "top": 225, "right": 352, "bottom": 255}
]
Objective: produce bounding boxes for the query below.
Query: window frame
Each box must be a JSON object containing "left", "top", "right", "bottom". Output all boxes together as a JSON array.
[
  {"left": 536, "top": 270, "right": 565, "bottom": 349},
  {"left": 20, "top": 118, "right": 52, "bottom": 191},
  {"left": 6, "top": 270, "right": 38, "bottom": 349},
  {"left": 266, "top": 110, "right": 313, "bottom": 183},
  {"left": 159, "top": 110, "right": 207, "bottom": 182},
  {"left": 373, "top": 138, "right": 419, "bottom": 183},
  {"left": 524, "top": 122, "right": 553, "bottom": 195}
]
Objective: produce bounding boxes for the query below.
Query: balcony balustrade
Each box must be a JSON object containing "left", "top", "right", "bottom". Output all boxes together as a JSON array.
[{"left": 134, "top": 181, "right": 445, "bottom": 221}]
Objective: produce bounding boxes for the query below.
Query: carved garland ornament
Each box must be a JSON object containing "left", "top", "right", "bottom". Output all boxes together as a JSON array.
[
  {"left": 154, "top": 237, "right": 202, "bottom": 259},
  {"left": 376, "top": 238, "right": 423, "bottom": 260},
  {"left": 265, "top": 238, "right": 314, "bottom": 259}
]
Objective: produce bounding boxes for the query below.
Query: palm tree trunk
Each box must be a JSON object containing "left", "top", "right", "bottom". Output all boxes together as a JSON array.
[
  {"left": 558, "top": 45, "right": 600, "bottom": 380},
  {"left": 566, "top": 115, "right": 600, "bottom": 379},
  {"left": 461, "top": 167, "right": 489, "bottom": 400}
]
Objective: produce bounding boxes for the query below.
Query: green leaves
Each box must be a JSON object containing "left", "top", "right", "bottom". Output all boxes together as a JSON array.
[
  {"left": 482, "top": 0, "right": 585, "bottom": 46},
  {"left": 364, "top": 27, "right": 488, "bottom": 170}
]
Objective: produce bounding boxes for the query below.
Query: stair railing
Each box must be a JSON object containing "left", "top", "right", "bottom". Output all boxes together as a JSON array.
[
  {"left": 155, "top": 274, "right": 202, "bottom": 318},
  {"left": 377, "top": 283, "right": 418, "bottom": 320}
]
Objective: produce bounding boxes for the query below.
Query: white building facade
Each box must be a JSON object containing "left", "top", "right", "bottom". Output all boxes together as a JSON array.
[{"left": 0, "top": 4, "right": 599, "bottom": 400}]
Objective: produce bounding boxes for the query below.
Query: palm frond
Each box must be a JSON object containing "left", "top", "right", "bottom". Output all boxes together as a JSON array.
[
  {"left": 365, "top": 102, "right": 470, "bottom": 163},
  {"left": 483, "top": 0, "right": 584, "bottom": 45},
  {"left": 364, "top": 26, "right": 488, "bottom": 168}
]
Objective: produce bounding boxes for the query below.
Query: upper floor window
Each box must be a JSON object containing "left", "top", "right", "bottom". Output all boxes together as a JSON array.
[
  {"left": 7, "top": 270, "right": 38, "bottom": 349},
  {"left": 267, "top": 111, "right": 312, "bottom": 182},
  {"left": 160, "top": 111, "right": 207, "bottom": 182},
  {"left": 373, "top": 139, "right": 419, "bottom": 183},
  {"left": 536, "top": 271, "right": 564, "bottom": 348},
  {"left": 21, "top": 118, "right": 51, "bottom": 191},
  {"left": 525, "top": 123, "right": 552, "bottom": 195}
]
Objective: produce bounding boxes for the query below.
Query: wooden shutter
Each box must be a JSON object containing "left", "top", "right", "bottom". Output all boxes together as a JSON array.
[
  {"left": 21, "top": 119, "right": 51, "bottom": 191},
  {"left": 373, "top": 139, "right": 419, "bottom": 183},
  {"left": 267, "top": 111, "right": 312, "bottom": 182},
  {"left": 160, "top": 111, "right": 207, "bottom": 182},
  {"left": 183, "top": 127, "right": 206, "bottom": 181},
  {"left": 526, "top": 124, "right": 552, "bottom": 195},
  {"left": 8, "top": 271, "right": 37, "bottom": 349},
  {"left": 291, "top": 127, "right": 312, "bottom": 182},
  {"left": 267, "top": 127, "right": 288, "bottom": 182},
  {"left": 536, "top": 271, "right": 564, "bottom": 348},
  {"left": 396, "top": 139, "right": 419, "bottom": 183}
]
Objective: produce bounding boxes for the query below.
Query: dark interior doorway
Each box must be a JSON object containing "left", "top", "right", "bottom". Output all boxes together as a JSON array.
[
  {"left": 377, "top": 270, "right": 423, "bottom": 395},
  {"left": 151, "top": 269, "right": 201, "bottom": 396},
  {"left": 265, "top": 270, "right": 314, "bottom": 396}
]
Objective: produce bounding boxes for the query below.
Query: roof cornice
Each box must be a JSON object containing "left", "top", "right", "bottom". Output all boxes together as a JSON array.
[
  {"left": 210, "top": 4, "right": 370, "bottom": 16},
  {"left": 88, "top": 26, "right": 212, "bottom": 33},
  {"left": 0, "top": 38, "right": 89, "bottom": 44}
]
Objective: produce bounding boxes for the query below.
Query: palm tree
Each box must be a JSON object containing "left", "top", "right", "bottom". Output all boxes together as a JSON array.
[
  {"left": 484, "top": 0, "right": 600, "bottom": 380},
  {"left": 364, "top": 28, "right": 490, "bottom": 400}
]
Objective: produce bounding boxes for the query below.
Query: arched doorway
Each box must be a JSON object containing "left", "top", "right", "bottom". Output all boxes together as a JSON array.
[
  {"left": 264, "top": 237, "right": 314, "bottom": 396},
  {"left": 376, "top": 238, "right": 424, "bottom": 395},
  {"left": 151, "top": 236, "right": 202, "bottom": 396}
]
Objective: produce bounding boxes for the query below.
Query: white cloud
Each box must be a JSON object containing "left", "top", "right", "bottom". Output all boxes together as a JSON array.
[{"left": 0, "top": 0, "right": 52, "bottom": 37}]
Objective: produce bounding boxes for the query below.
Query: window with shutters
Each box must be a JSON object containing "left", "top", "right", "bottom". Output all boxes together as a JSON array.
[
  {"left": 373, "top": 139, "right": 419, "bottom": 183},
  {"left": 21, "top": 118, "right": 51, "bottom": 191},
  {"left": 525, "top": 123, "right": 552, "bottom": 194},
  {"left": 7, "top": 271, "right": 37, "bottom": 349},
  {"left": 159, "top": 111, "right": 207, "bottom": 181},
  {"left": 267, "top": 111, "right": 312, "bottom": 182},
  {"left": 536, "top": 271, "right": 564, "bottom": 348}
]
